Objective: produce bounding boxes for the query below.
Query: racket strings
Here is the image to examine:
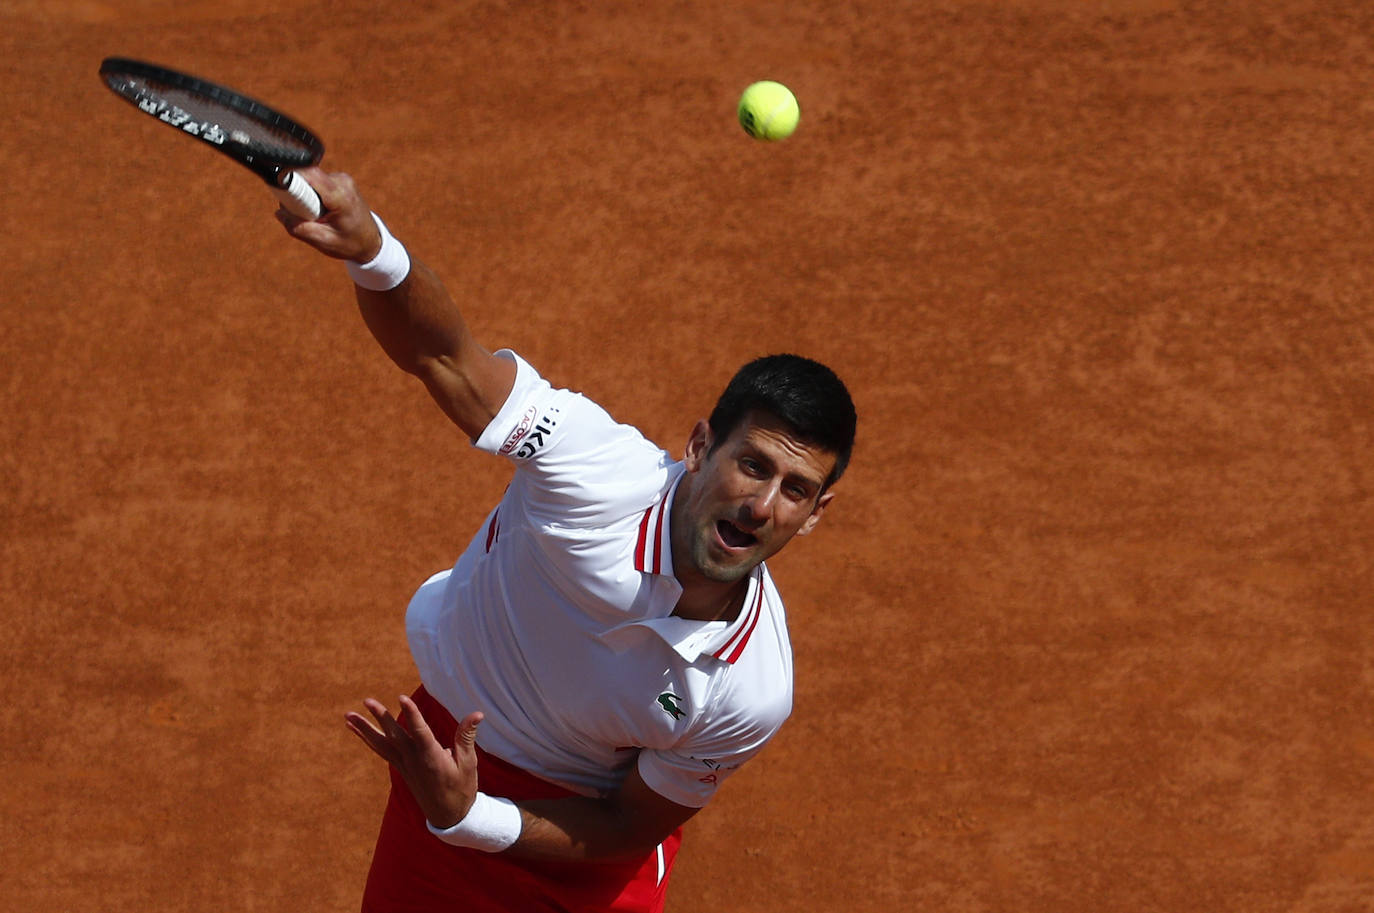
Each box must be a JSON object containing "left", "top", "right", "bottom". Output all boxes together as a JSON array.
[{"left": 106, "top": 71, "right": 319, "bottom": 166}]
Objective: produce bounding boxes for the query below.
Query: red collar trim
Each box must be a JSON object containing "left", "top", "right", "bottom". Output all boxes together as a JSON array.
[
  {"left": 711, "top": 580, "right": 765, "bottom": 665},
  {"left": 634, "top": 497, "right": 669, "bottom": 575}
]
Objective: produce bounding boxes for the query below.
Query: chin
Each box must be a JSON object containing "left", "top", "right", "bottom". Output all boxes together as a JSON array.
[
  {"left": 691, "top": 543, "right": 757, "bottom": 584},
  {"left": 702, "top": 563, "right": 753, "bottom": 585}
]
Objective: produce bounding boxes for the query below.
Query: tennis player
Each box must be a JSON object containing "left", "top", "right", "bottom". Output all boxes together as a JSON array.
[{"left": 277, "top": 167, "right": 857, "bottom": 913}]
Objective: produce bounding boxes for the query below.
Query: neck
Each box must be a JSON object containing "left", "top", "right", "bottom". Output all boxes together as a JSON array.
[{"left": 672, "top": 572, "right": 750, "bottom": 622}]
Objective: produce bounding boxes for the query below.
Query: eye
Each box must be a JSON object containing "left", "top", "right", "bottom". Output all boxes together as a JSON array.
[{"left": 740, "top": 457, "right": 766, "bottom": 476}]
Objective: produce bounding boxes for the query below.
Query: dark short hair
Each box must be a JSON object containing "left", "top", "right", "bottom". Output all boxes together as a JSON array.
[{"left": 707, "top": 354, "right": 857, "bottom": 489}]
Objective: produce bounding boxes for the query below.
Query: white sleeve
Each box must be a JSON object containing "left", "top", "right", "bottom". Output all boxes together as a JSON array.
[
  {"left": 636, "top": 693, "right": 791, "bottom": 809},
  {"left": 472, "top": 349, "right": 570, "bottom": 461},
  {"left": 472, "top": 350, "right": 672, "bottom": 522}
]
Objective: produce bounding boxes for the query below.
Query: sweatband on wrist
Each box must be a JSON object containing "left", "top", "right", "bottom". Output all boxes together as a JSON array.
[
  {"left": 346, "top": 212, "right": 411, "bottom": 291},
  {"left": 425, "top": 792, "right": 522, "bottom": 852}
]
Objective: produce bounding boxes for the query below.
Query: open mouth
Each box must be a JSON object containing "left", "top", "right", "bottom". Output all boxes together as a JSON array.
[{"left": 716, "top": 520, "right": 758, "bottom": 550}]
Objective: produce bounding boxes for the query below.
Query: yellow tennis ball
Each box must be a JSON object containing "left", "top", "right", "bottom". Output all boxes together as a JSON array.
[{"left": 737, "top": 81, "right": 800, "bottom": 141}]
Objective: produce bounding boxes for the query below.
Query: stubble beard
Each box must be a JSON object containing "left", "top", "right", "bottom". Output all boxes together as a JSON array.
[{"left": 689, "top": 521, "right": 757, "bottom": 584}]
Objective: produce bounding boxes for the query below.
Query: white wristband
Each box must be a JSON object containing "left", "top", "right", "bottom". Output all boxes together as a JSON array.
[
  {"left": 425, "top": 792, "right": 522, "bottom": 852},
  {"left": 346, "top": 212, "right": 411, "bottom": 291}
]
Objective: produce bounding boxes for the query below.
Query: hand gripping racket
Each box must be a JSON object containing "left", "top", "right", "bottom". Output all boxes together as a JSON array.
[{"left": 99, "top": 57, "right": 325, "bottom": 219}]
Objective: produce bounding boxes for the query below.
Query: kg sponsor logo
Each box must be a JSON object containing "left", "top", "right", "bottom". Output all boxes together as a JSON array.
[{"left": 512, "top": 407, "right": 562, "bottom": 460}]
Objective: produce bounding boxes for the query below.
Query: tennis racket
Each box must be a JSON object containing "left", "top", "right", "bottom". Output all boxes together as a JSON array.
[{"left": 99, "top": 57, "right": 325, "bottom": 219}]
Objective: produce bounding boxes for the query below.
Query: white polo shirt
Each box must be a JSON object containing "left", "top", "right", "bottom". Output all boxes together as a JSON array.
[{"left": 405, "top": 350, "right": 793, "bottom": 808}]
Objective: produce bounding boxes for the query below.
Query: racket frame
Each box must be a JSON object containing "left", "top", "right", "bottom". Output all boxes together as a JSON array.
[{"left": 99, "top": 57, "right": 325, "bottom": 218}]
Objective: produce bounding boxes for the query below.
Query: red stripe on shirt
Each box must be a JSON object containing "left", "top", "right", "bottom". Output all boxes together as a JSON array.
[
  {"left": 484, "top": 509, "right": 500, "bottom": 553},
  {"left": 651, "top": 503, "right": 664, "bottom": 575},
  {"left": 635, "top": 505, "right": 653, "bottom": 571},
  {"left": 724, "top": 597, "right": 763, "bottom": 664},
  {"left": 714, "top": 585, "right": 764, "bottom": 664}
]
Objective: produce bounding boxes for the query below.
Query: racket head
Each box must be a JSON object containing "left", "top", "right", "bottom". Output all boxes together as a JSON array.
[{"left": 99, "top": 57, "right": 324, "bottom": 180}]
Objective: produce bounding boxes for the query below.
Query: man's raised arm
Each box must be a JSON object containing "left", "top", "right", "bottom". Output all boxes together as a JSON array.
[{"left": 276, "top": 167, "right": 515, "bottom": 440}]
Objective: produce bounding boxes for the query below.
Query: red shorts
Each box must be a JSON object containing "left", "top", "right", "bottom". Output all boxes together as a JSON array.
[{"left": 360, "top": 687, "right": 682, "bottom": 913}]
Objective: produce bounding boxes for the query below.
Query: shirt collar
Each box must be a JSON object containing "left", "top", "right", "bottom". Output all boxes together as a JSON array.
[
  {"left": 604, "top": 566, "right": 767, "bottom": 665},
  {"left": 614, "top": 464, "right": 769, "bottom": 664}
]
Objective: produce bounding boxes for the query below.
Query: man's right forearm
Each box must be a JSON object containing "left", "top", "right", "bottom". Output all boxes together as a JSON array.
[
  {"left": 354, "top": 257, "right": 514, "bottom": 437},
  {"left": 278, "top": 167, "right": 516, "bottom": 438},
  {"left": 354, "top": 257, "right": 471, "bottom": 379}
]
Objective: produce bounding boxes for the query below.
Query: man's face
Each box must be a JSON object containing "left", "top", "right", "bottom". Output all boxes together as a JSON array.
[{"left": 674, "top": 410, "right": 837, "bottom": 585}]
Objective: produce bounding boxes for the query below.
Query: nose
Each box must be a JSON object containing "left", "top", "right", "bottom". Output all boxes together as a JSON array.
[{"left": 743, "top": 482, "right": 778, "bottom": 523}]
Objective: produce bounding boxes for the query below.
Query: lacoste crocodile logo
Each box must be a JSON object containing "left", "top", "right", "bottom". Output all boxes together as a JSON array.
[{"left": 656, "top": 692, "right": 686, "bottom": 720}]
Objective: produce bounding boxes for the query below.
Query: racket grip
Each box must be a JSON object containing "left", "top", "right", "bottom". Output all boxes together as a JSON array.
[{"left": 273, "top": 170, "right": 323, "bottom": 220}]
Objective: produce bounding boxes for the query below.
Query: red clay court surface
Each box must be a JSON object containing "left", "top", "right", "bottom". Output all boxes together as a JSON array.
[{"left": 3, "top": 2, "right": 1372, "bottom": 911}]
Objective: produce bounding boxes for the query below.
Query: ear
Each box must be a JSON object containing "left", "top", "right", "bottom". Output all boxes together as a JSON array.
[
  {"left": 795, "top": 490, "right": 835, "bottom": 537},
  {"left": 683, "top": 419, "right": 712, "bottom": 472}
]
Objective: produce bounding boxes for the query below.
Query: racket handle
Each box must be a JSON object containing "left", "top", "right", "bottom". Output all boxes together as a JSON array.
[{"left": 273, "top": 170, "right": 323, "bottom": 220}]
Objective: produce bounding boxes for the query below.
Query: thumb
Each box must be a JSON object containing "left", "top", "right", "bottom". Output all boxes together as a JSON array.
[{"left": 455, "top": 711, "right": 485, "bottom": 752}]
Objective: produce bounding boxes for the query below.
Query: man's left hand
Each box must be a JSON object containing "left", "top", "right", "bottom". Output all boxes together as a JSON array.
[{"left": 345, "top": 694, "right": 483, "bottom": 829}]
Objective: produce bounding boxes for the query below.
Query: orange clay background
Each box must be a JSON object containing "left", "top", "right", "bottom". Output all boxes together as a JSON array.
[{"left": 3, "top": 2, "right": 1373, "bottom": 911}]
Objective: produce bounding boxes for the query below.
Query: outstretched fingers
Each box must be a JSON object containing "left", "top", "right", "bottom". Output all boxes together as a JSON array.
[
  {"left": 398, "top": 694, "right": 443, "bottom": 749},
  {"left": 344, "top": 697, "right": 409, "bottom": 765},
  {"left": 346, "top": 694, "right": 486, "bottom": 827},
  {"left": 343, "top": 710, "right": 390, "bottom": 761},
  {"left": 367, "top": 697, "right": 409, "bottom": 738}
]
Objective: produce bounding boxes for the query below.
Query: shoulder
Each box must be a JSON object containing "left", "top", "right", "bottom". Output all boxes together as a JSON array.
[
  {"left": 474, "top": 351, "right": 674, "bottom": 511},
  {"left": 476, "top": 351, "right": 658, "bottom": 461}
]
